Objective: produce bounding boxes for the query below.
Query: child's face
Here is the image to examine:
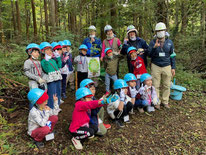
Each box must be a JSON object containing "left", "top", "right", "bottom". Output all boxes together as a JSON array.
[
  {"left": 85, "top": 97, "right": 92, "bottom": 101},
  {"left": 62, "top": 47, "right": 67, "bottom": 53},
  {"left": 144, "top": 79, "right": 152, "bottom": 87},
  {"left": 66, "top": 46, "right": 70, "bottom": 52},
  {"left": 31, "top": 49, "right": 40, "bottom": 59},
  {"left": 107, "top": 52, "right": 113, "bottom": 57},
  {"left": 122, "top": 88, "right": 128, "bottom": 95},
  {"left": 89, "top": 85, "right": 96, "bottom": 96},
  {"left": 128, "top": 81, "right": 136, "bottom": 87},
  {"left": 39, "top": 100, "right": 48, "bottom": 109},
  {"left": 45, "top": 48, "right": 53, "bottom": 56},
  {"left": 56, "top": 49, "right": 62, "bottom": 55},
  {"left": 81, "top": 49, "right": 87, "bottom": 56},
  {"left": 130, "top": 52, "right": 137, "bottom": 60}
]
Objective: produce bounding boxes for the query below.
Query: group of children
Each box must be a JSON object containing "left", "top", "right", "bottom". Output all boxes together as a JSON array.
[{"left": 24, "top": 37, "right": 161, "bottom": 150}]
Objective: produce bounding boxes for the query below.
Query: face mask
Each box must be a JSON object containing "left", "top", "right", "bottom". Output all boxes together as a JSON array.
[
  {"left": 130, "top": 36, "right": 136, "bottom": 41},
  {"left": 90, "top": 35, "right": 95, "bottom": 38},
  {"left": 45, "top": 53, "right": 52, "bottom": 60},
  {"left": 156, "top": 31, "right": 165, "bottom": 39},
  {"left": 106, "top": 34, "right": 114, "bottom": 40}
]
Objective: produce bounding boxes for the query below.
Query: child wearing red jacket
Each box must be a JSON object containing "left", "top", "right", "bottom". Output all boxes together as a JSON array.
[
  {"left": 69, "top": 87, "right": 112, "bottom": 150},
  {"left": 127, "top": 47, "right": 147, "bottom": 89}
]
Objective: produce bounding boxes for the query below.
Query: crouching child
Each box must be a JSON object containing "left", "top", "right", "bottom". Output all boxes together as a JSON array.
[{"left": 27, "top": 88, "right": 60, "bottom": 148}]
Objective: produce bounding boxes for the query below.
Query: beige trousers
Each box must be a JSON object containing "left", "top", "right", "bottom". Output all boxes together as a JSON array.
[
  {"left": 66, "top": 72, "right": 75, "bottom": 89},
  {"left": 151, "top": 63, "right": 172, "bottom": 105}
]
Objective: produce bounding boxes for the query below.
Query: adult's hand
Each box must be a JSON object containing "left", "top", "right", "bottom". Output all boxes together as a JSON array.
[
  {"left": 153, "top": 39, "right": 160, "bottom": 48},
  {"left": 171, "top": 69, "right": 175, "bottom": 77}
]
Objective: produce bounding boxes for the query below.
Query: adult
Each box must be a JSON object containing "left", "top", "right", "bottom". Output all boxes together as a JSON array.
[
  {"left": 100, "top": 25, "right": 122, "bottom": 61},
  {"left": 82, "top": 25, "right": 102, "bottom": 57},
  {"left": 148, "top": 22, "right": 176, "bottom": 109},
  {"left": 121, "top": 25, "right": 149, "bottom": 73}
]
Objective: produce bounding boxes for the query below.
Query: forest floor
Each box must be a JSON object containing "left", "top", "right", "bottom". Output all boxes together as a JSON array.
[{"left": 0, "top": 51, "right": 206, "bottom": 154}]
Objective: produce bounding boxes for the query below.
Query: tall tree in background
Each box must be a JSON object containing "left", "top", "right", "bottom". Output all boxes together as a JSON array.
[
  {"left": 31, "top": 0, "right": 37, "bottom": 40},
  {"left": 50, "top": 0, "right": 56, "bottom": 35},
  {"left": 15, "top": 0, "right": 21, "bottom": 35},
  {"left": 11, "top": 0, "right": 17, "bottom": 36},
  {"left": 180, "top": 0, "right": 188, "bottom": 35},
  {"left": 44, "top": 0, "right": 49, "bottom": 38},
  {"left": 25, "top": 0, "right": 30, "bottom": 39},
  {"left": 201, "top": 0, "right": 206, "bottom": 53}
]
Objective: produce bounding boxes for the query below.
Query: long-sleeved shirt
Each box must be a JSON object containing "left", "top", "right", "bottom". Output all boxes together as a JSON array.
[
  {"left": 27, "top": 100, "right": 60, "bottom": 136},
  {"left": 74, "top": 55, "right": 88, "bottom": 73}
]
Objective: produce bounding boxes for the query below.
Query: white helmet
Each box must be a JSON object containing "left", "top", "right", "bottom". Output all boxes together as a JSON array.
[
  {"left": 88, "top": 25, "right": 96, "bottom": 31},
  {"left": 155, "top": 22, "right": 166, "bottom": 31},
  {"left": 104, "top": 25, "right": 113, "bottom": 33},
  {"left": 127, "top": 25, "right": 138, "bottom": 35}
]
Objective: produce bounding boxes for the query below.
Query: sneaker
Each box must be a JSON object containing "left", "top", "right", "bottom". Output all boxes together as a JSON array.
[
  {"left": 129, "top": 108, "right": 135, "bottom": 115},
  {"left": 103, "top": 123, "right": 111, "bottom": 129},
  {"left": 125, "top": 120, "right": 131, "bottom": 123},
  {"left": 34, "top": 141, "right": 44, "bottom": 149},
  {"left": 62, "top": 93, "right": 67, "bottom": 99},
  {"left": 138, "top": 108, "right": 144, "bottom": 113},
  {"left": 60, "top": 99, "right": 64, "bottom": 104},
  {"left": 71, "top": 137, "right": 83, "bottom": 150},
  {"left": 88, "top": 135, "right": 94, "bottom": 139},
  {"left": 163, "top": 103, "right": 170, "bottom": 109},
  {"left": 115, "top": 120, "right": 125, "bottom": 128},
  {"left": 58, "top": 108, "right": 62, "bottom": 113},
  {"left": 155, "top": 104, "right": 161, "bottom": 110}
]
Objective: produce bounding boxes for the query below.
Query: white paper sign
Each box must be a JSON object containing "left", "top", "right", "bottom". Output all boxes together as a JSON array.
[{"left": 87, "top": 57, "right": 100, "bottom": 78}]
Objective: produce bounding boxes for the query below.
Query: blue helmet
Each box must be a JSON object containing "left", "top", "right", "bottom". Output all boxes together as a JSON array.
[
  {"left": 27, "top": 88, "right": 45, "bottom": 106},
  {"left": 124, "top": 73, "right": 137, "bottom": 82},
  {"left": 79, "top": 44, "right": 88, "bottom": 51},
  {"left": 104, "top": 48, "right": 112, "bottom": 54},
  {"left": 63, "top": 40, "right": 71, "bottom": 46},
  {"left": 114, "top": 79, "right": 128, "bottom": 90},
  {"left": 80, "top": 79, "right": 94, "bottom": 88},
  {"left": 39, "top": 42, "right": 52, "bottom": 52},
  {"left": 51, "top": 42, "right": 61, "bottom": 50},
  {"left": 140, "top": 73, "right": 152, "bottom": 83},
  {"left": 58, "top": 41, "right": 66, "bottom": 47},
  {"left": 26, "top": 43, "right": 40, "bottom": 54},
  {"left": 75, "top": 87, "right": 93, "bottom": 100},
  {"left": 127, "top": 46, "right": 137, "bottom": 54}
]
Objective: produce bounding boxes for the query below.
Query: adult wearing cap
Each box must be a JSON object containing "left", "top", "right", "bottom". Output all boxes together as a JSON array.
[
  {"left": 121, "top": 25, "right": 149, "bottom": 73},
  {"left": 148, "top": 22, "right": 176, "bottom": 109},
  {"left": 82, "top": 25, "right": 102, "bottom": 57}
]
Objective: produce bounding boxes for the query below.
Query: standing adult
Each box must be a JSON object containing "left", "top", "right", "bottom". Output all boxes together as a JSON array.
[
  {"left": 148, "top": 22, "right": 176, "bottom": 109},
  {"left": 82, "top": 25, "right": 102, "bottom": 86},
  {"left": 121, "top": 25, "right": 149, "bottom": 73}
]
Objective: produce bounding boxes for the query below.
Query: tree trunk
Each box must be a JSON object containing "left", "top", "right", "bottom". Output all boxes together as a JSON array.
[
  {"left": 156, "top": 1, "right": 167, "bottom": 24},
  {"left": 44, "top": 0, "right": 49, "bottom": 38},
  {"left": 0, "top": 0, "right": 4, "bottom": 44},
  {"left": 25, "top": 0, "right": 30, "bottom": 39},
  {"left": 201, "top": 0, "right": 206, "bottom": 53},
  {"left": 54, "top": 0, "right": 58, "bottom": 27},
  {"left": 50, "top": 0, "right": 56, "bottom": 35},
  {"left": 110, "top": 1, "right": 117, "bottom": 30},
  {"left": 180, "top": 0, "right": 188, "bottom": 35},
  {"left": 173, "top": 0, "right": 180, "bottom": 38},
  {"left": 11, "top": 0, "right": 17, "bottom": 36},
  {"left": 31, "top": 0, "right": 37, "bottom": 40},
  {"left": 15, "top": 0, "right": 21, "bottom": 35}
]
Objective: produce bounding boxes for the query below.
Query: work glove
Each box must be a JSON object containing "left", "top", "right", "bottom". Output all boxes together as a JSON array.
[
  {"left": 101, "top": 94, "right": 119, "bottom": 104},
  {"left": 46, "top": 121, "right": 52, "bottom": 129},
  {"left": 38, "top": 78, "right": 46, "bottom": 84},
  {"left": 53, "top": 50, "right": 60, "bottom": 58}
]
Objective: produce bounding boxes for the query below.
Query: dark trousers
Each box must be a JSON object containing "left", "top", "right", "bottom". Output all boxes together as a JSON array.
[
  {"left": 61, "top": 74, "right": 67, "bottom": 94},
  {"left": 114, "top": 101, "right": 133, "bottom": 120},
  {"left": 77, "top": 72, "right": 88, "bottom": 88},
  {"left": 47, "top": 80, "right": 61, "bottom": 109},
  {"left": 70, "top": 124, "right": 98, "bottom": 140}
]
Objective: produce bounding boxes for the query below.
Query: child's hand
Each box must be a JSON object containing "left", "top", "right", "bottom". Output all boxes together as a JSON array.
[
  {"left": 53, "top": 94, "right": 58, "bottom": 101},
  {"left": 45, "top": 106, "right": 50, "bottom": 111}
]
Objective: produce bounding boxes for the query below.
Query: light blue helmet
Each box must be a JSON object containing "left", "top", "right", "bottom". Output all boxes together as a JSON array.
[
  {"left": 63, "top": 40, "right": 71, "bottom": 46},
  {"left": 51, "top": 42, "right": 60, "bottom": 50},
  {"left": 114, "top": 79, "right": 128, "bottom": 90},
  {"left": 124, "top": 73, "right": 137, "bottom": 82},
  {"left": 75, "top": 87, "right": 93, "bottom": 100},
  {"left": 140, "top": 73, "right": 152, "bottom": 83},
  {"left": 58, "top": 41, "right": 66, "bottom": 47},
  {"left": 104, "top": 48, "right": 112, "bottom": 54},
  {"left": 127, "top": 46, "right": 137, "bottom": 54},
  {"left": 27, "top": 88, "right": 45, "bottom": 106},
  {"left": 80, "top": 79, "right": 94, "bottom": 88},
  {"left": 79, "top": 44, "right": 88, "bottom": 51},
  {"left": 26, "top": 43, "right": 40, "bottom": 54},
  {"left": 39, "top": 42, "right": 52, "bottom": 53}
]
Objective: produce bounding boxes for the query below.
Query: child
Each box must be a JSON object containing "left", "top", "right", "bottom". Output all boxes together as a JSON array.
[
  {"left": 63, "top": 40, "right": 75, "bottom": 91},
  {"left": 24, "top": 43, "right": 47, "bottom": 110},
  {"left": 136, "top": 73, "right": 159, "bottom": 113},
  {"left": 69, "top": 87, "right": 112, "bottom": 149},
  {"left": 74, "top": 44, "right": 88, "bottom": 88},
  {"left": 27, "top": 88, "right": 60, "bottom": 148},
  {"left": 127, "top": 46, "right": 147, "bottom": 89},
  {"left": 80, "top": 79, "right": 111, "bottom": 136},
  {"left": 58, "top": 41, "right": 69, "bottom": 99},
  {"left": 107, "top": 79, "right": 133, "bottom": 128},
  {"left": 103, "top": 48, "right": 123, "bottom": 95},
  {"left": 124, "top": 73, "right": 138, "bottom": 114},
  {"left": 40, "top": 42, "right": 62, "bottom": 109}
]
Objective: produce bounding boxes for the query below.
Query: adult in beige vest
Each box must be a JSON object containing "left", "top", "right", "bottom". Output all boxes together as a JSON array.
[{"left": 100, "top": 25, "right": 122, "bottom": 61}]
